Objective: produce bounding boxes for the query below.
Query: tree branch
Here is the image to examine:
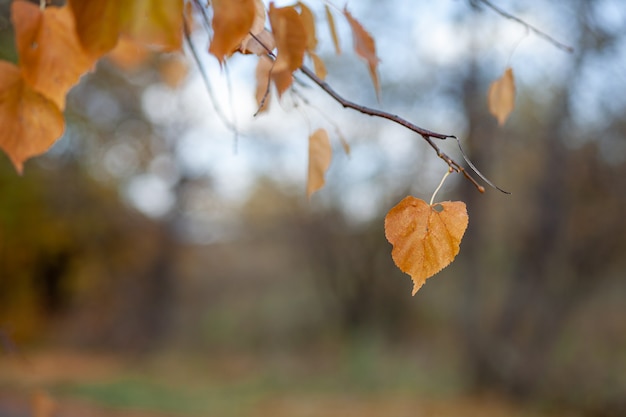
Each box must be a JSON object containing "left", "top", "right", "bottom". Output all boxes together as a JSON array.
[
  {"left": 298, "top": 65, "right": 486, "bottom": 193},
  {"left": 477, "top": 0, "right": 574, "bottom": 53}
]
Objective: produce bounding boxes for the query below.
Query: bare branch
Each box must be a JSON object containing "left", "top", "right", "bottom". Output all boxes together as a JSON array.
[{"left": 477, "top": 0, "right": 574, "bottom": 53}]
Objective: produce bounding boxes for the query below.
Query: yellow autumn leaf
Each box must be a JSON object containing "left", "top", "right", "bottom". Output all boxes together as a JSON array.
[
  {"left": 12, "top": 1, "right": 97, "bottom": 110},
  {"left": 325, "top": 5, "right": 341, "bottom": 54},
  {"left": 307, "top": 128, "right": 332, "bottom": 198},
  {"left": 210, "top": 0, "right": 256, "bottom": 63},
  {"left": 344, "top": 8, "right": 380, "bottom": 100},
  {"left": 268, "top": 3, "right": 307, "bottom": 96},
  {"left": 0, "top": 62, "right": 65, "bottom": 174},
  {"left": 384, "top": 197, "right": 468, "bottom": 295},
  {"left": 309, "top": 51, "right": 327, "bottom": 80},
  {"left": 488, "top": 67, "right": 516, "bottom": 125}
]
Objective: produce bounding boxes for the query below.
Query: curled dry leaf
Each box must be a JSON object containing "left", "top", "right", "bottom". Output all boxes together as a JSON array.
[
  {"left": 309, "top": 51, "right": 327, "bottom": 80},
  {"left": 0, "top": 62, "right": 64, "bottom": 174},
  {"left": 488, "top": 67, "right": 516, "bottom": 125},
  {"left": 385, "top": 197, "right": 468, "bottom": 295},
  {"left": 209, "top": 0, "right": 255, "bottom": 63},
  {"left": 255, "top": 55, "right": 273, "bottom": 114},
  {"left": 12, "top": 1, "right": 97, "bottom": 110},
  {"left": 307, "top": 128, "right": 332, "bottom": 198},
  {"left": 344, "top": 8, "right": 380, "bottom": 99},
  {"left": 268, "top": 3, "right": 307, "bottom": 96}
]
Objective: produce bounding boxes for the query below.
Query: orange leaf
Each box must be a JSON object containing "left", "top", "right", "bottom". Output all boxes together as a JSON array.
[
  {"left": 12, "top": 1, "right": 96, "bottom": 110},
  {"left": 488, "top": 67, "right": 516, "bottom": 125},
  {"left": 209, "top": 0, "right": 256, "bottom": 63},
  {"left": 68, "top": 0, "right": 122, "bottom": 57},
  {"left": 268, "top": 3, "right": 307, "bottom": 96},
  {"left": 344, "top": 8, "right": 380, "bottom": 99},
  {"left": 307, "top": 128, "right": 332, "bottom": 198},
  {"left": 255, "top": 55, "right": 273, "bottom": 114},
  {"left": 385, "top": 197, "right": 468, "bottom": 295},
  {"left": 0, "top": 62, "right": 64, "bottom": 174},
  {"left": 325, "top": 5, "right": 341, "bottom": 54}
]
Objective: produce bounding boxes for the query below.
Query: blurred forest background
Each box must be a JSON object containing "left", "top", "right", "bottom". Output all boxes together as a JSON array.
[{"left": 1, "top": 0, "right": 626, "bottom": 416}]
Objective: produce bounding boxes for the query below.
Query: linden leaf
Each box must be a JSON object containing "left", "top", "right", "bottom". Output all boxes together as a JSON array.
[
  {"left": 307, "top": 128, "right": 332, "bottom": 198},
  {"left": 255, "top": 55, "right": 273, "bottom": 114},
  {"left": 384, "top": 197, "right": 468, "bottom": 295},
  {"left": 488, "top": 67, "right": 516, "bottom": 125},
  {"left": 325, "top": 5, "right": 341, "bottom": 54},
  {"left": 209, "top": 0, "right": 256, "bottom": 63},
  {"left": 344, "top": 8, "right": 380, "bottom": 100},
  {"left": 268, "top": 3, "right": 307, "bottom": 96},
  {"left": 0, "top": 62, "right": 64, "bottom": 174},
  {"left": 12, "top": 1, "right": 96, "bottom": 110}
]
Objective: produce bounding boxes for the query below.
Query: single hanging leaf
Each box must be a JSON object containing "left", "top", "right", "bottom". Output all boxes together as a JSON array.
[
  {"left": 268, "top": 3, "right": 307, "bottom": 96},
  {"left": 307, "top": 128, "right": 332, "bottom": 198},
  {"left": 344, "top": 8, "right": 380, "bottom": 99},
  {"left": 0, "top": 62, "right": 64, "bottom": 174},
  {"left": 385, "top": 197, "right": 468, "bottom": 295},
  {"left": 325, "top": 5, "right": 341, "bottom": 54},
  {"left": 12, "top": 1, "right": 97, "bottom": 110},
  {"left": 488, "top": 67, "right": 516, "bottom": 125},
  {"left": 209, "top": 0, "right": 256, "bottom": 63}
]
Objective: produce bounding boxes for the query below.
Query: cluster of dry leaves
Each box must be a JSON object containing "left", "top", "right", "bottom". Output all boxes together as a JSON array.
[
  {"left": 0, "top": 0, "right": 519, "bottom": 294},
  {"left": 0, "top": 0, "right": 184, "bottom": 173}
]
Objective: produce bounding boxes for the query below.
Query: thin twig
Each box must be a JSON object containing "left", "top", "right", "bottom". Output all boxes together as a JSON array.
[
  {"left": 183, "top": 18, "right": 237, "bottom": 134},
  {"left": 478, "top": 0, "right": 574, "bottom": 53}
]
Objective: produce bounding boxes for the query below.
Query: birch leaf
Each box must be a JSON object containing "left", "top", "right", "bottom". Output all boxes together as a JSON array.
[
  {"left": 385, "top": 197, "right": 468, "bottom": 295},
  {"left": 307, "top": 128, "right": 332, "bottom": 198},
  {"left": 488, "top": 67, "right": 516, "bottom": 125}
]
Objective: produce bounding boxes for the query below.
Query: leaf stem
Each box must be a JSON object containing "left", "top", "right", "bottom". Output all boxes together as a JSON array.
[{"left": 430, "top": 169, "right": 452, "bottom": 206}]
